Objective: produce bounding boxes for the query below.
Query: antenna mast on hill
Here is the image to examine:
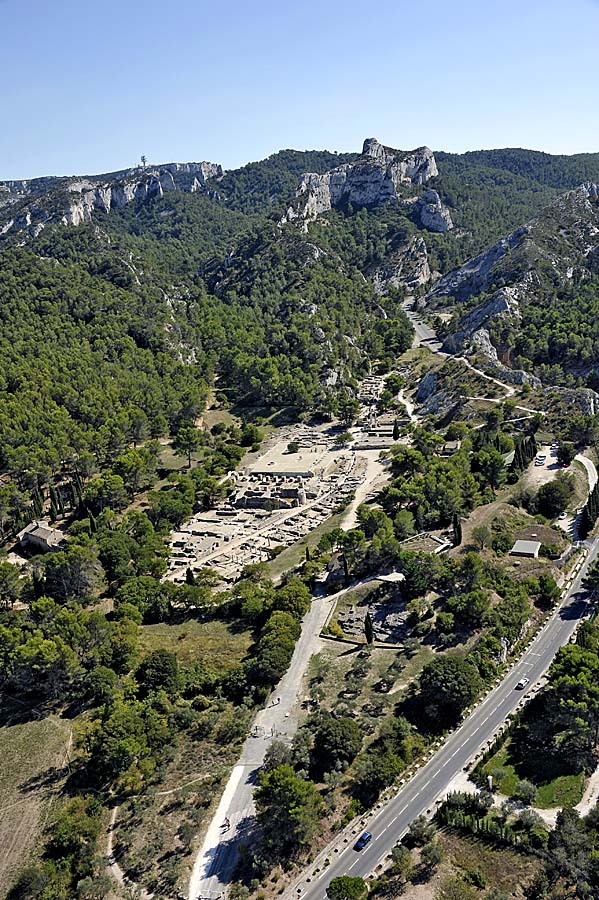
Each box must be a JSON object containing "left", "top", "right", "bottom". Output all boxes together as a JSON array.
[{"left": 141, "top": 154, "right": 147, "bottom": 170}]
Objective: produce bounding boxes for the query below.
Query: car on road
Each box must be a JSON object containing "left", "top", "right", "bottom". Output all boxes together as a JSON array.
[
  {"left": 559, "top": 512, "right": 568, "bottom": 520},
  {"left": 354, "top": 831, "right": 372, "bottom": 851},
  {"left": 535, "top": 454, "right": 546, "bottom": 466},
  {"left": 516, "top": 677, "right": 530, "bottom": 690}
]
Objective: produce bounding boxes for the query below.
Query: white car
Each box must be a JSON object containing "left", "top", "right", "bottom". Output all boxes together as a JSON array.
[
  {"left": 516, "top": 677, "right": 530, "bottom": 690},
  {"left": 558, "top": 512, "right": 568, "bottom": 520}
]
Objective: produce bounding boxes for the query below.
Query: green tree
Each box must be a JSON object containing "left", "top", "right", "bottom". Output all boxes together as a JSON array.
[
  {"left": 172, "top": 425, "right": 202, "bottom": 468},
  {"left": 338, "top": 392, "right": 361, "bottom": 426},
  {"left": 557, "top": 443, "right": 576, "bottom": 466},
  {"left": 311, "top": 716, "right": 362, "bottom": 776},
  {"left": 364, "top": 611, "right": 374, "bottom": 645},
  {"left": 420, "top": 841, "right": 444, "bottom": 873},
  {"left": 407, "top": 815, "right": 436, "bottom": 847},
  {"left": 513, "top": 779, "right": 537, "bottom": 804},
  {"left": 83, "top": 474, "right": 127, "bottom": 513},
  {"left": 326, "top": 877, "right": 367, "bottom": 900},
  {"left": 390, "top": 843, "right": 413, "bottom": 882},
  {"left": 43, "top": 543, "right": 104, "bottom": 604},
  {"left": 536, "top": 474, "right": 573, "bottom": 518},
  {"left": 255, "top": 764, "right": 324, "bottom": 855},
  {"left": 419, "top": 655, "right": 483, "bottom": 728},
  {"left": 471, "top": 525, "right": 491, "bottom": 550},
  {"left": 0, "top": 561, "right": 24, "bottom": 610},
  {"left": 136, "top": 649, "right": 179, "bottom": 697}
]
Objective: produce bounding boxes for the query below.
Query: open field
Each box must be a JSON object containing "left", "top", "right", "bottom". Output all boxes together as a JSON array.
[
  {"left": 140, "top": 618, "right": 253, "bottom": 668},
  {"left": 0, "top": 713, "right": 72, "bottom": 896}
]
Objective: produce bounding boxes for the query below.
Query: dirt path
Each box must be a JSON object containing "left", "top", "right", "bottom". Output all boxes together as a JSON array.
[
  {"left": 397, "top": 389, "right": 417, "bottom": 421},
  {"left": 107, "top": 806, "right": 154, "bottom": 900},
  {"left": 340, "top": 451, "right": 389, "bottom": 531}
]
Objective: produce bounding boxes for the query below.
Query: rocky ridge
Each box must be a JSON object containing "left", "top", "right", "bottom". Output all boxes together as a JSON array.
[
  {"left": 0, "top": 160, "right": 222, "bottom": 236},
  {"left": 285, "top": 138, "right": 453, "bottom": 232},
  {"left": 370, "top": 235, "right": 432, "bottom": 295},
  {"left": 428, "top": 182, "right": 599, "bottom": 363}
]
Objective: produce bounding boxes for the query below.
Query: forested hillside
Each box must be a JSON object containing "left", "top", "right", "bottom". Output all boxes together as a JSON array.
[
  {"left": 206, "top": 149, "right": 357, "bottom": 214},
  {"left": 2, "top": 137, "right": 599, "bottom": 518},
  {"left": 437, "top": 147, "right": 599, "bottom": 188},
  {"left": 3, "top": 138, "right": 599, "bottom": 900}
]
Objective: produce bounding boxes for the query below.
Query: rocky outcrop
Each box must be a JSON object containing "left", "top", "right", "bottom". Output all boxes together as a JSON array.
[
  {"left": 414, "top": 189, "right": 453, "bottom": 233},
  {"left": 430, "top": 226, "right": 529, "bottom": 300},
  {"left": 60, "top": 171, "right": 179, "bottom": 226},
  {"left": 415, "top": 371, "right": 438, "bottom": 401},
  {"left": 0, "top": 160, "right": 223, "bottom": 237},
  {"left": 442, "top": 286, "right": 522, "bottom": 355},
  {"left": 551, "top": 386, "right": 599, "bottom": 416},
  {"left": 370, "top": 235, "right": 431, "bottom": 294},
  {"left": 295, "top": 138, "right": 439, "bottom": 219}
]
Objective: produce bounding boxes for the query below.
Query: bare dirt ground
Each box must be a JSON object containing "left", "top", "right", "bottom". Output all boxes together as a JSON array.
[
  {"left": 520, "top": 445, "right": 557, "bottom": 490},
  {"left": 0, "top": 713, "right": 71, "bottom": 896}
]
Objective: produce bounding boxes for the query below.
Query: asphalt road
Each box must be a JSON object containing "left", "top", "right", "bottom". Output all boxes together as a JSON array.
[
  {"left": 402, "top": 300, "right": 444, "bottom": 353},
  {"left": 289, "top": 538, "right": 599, "bottom": 900}
]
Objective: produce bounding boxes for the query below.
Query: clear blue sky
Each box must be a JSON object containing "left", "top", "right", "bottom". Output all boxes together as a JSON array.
[{"left": 2, "top": 0, "right": 599, "bottom": 179}]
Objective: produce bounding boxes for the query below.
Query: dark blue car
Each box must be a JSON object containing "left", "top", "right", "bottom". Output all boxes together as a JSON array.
[{"left": 354, "top": 831, "right": 372, "bottom": 851}]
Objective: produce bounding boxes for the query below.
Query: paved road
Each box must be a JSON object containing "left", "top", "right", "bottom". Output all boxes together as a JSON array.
[
  {"left": 556, "top": 453, "right": 598, "bottom": 541},
  {"left": 402, "top": 300, "right": 445, "bottom": 353},
  {"left": 187, "top": 593, "right": 337, "bottom": 900},
  {"left": 287, "top": 538, "right": 599, "bottom": 900}
]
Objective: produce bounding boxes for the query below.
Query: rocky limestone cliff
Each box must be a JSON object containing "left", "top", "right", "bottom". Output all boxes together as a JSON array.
[
  {"left": 430, "top": 181, "right": 599, "bottom": 304},
  {"left": 430, "top": 226, "right": 529, "bottom": 301},
  {"left": 370, "top": 235, "right": 432, "bottom": 294},
  {"left": 442, "top": 286, "right": 522, "bottom": 355},
  {"left": 415, "top": 189, "right": 454, "bottom": 233},
  {"left": 0, "top": 160, "right": 223, "bottom": 237},
  {"left": 294, "top": 138, "right": 440, "bottom": 220}
]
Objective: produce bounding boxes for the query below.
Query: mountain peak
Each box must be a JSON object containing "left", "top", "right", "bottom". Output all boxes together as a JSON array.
[{"left": 289, "top": 138, "right": 441, "bottom": 223}]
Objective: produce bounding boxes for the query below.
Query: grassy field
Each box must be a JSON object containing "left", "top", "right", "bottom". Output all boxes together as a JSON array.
[
  {"left": 437, "top": 828, "right": 542, "bottom": 896},
  {"left": 481, "top": 738, "right": 585, "bottom": 808},
  {"left": 0, "top": 713, "right": 72, "bottom": 896},
  {"left": 568, "top": 458, "right": 591, "bottom": 511},
  {"left": 370, "top": 819, "right": 542, "bottom": 900},
  {"left": 140, "top": 617, "right": 253, "bottom": 668}
]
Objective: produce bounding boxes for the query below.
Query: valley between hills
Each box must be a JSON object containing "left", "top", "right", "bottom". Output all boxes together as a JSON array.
[{"left": 3, "top": 139, "right": 599, "bottom": 900}]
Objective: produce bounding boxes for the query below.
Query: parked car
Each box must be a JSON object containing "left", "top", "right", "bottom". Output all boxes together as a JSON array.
[
  {"left": 558, "top": 512, "right": 568, "bottom": 520},
  {"left": 354, "top": 831, "right": 373, "bottom": 851},
  {"left": 516, "top": 677, "right": 530, "bottom": 690}
]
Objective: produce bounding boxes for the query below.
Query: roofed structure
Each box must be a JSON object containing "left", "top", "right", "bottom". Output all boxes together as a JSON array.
[
  {"left": 17, "top": 520, "right": 65, "bottom": 553},
  {"left": 510, "top": 539, "right": 541, "bottom": 558}
]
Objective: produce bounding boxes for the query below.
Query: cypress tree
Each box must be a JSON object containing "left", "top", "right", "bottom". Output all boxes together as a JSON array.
[{"left": 364, "top": 611, "right": 374, "bottom": 644}]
